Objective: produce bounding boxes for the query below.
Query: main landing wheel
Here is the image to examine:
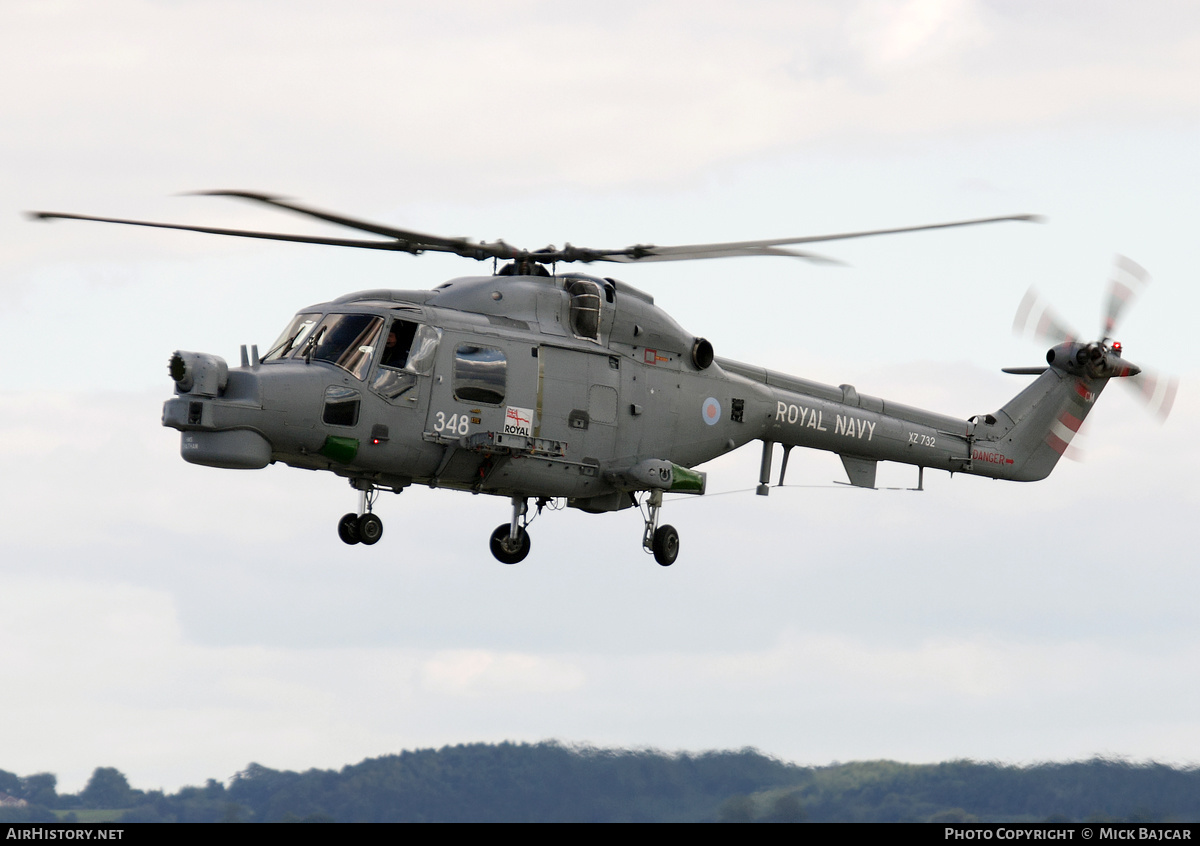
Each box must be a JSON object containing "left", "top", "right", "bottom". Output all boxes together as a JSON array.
[
  {"left": 358, "top": 513, "right": 384, "bottom": 546},
  {"left": 490, "top": 524, "right": 531, "bottom": 565},
  {"left": 652, "top": 524, "right": 679, "bottom": 567},
  {"left": 338, "top": 513, "right": 361, "bottom": 545}
]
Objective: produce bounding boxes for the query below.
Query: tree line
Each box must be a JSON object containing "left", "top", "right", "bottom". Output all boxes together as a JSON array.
[{"left": 1, "top": 743, "right": 1197, "bottom": 823}]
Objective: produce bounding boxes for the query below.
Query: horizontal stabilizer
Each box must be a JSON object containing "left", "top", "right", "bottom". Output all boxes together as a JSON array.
[
  {"left": 1002, "top": 366, "right": 1049, "bottom": 375},
  {"left": 840, "top": 455, "right": 878, "bottom": 489}
]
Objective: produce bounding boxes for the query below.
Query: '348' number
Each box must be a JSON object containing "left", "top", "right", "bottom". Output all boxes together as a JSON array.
[{"left": 434, "top": 411, "right": 470, "bottom": 435}]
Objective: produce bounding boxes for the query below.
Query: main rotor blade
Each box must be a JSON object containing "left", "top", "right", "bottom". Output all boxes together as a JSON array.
[
  {"left": 654, "top": 214, "right": 1043, "bottom": 251},
  {"left": 31, "top": 194, "right": 1041, "bottom": 267},
  {"left": 190, "top": 191, "right": 501, "bottom": 254},
  {"left": 1102, "top": 254, "right": 1151, "bottom": 339},
  {"left": 577, "top": 214, "right": 1041, "bottom": 265},
  {"left": 1012, "top": 287, "right": 1078, "bottom": 344},
  {"left": 28, "top": 211, "right": 467, "bottom": 254},
  {"left": 593, "top": 244, "right": 842, "bottom": 264}
]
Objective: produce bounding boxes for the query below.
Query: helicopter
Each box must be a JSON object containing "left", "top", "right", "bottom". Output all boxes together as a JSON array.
[{"left": 31, "top": 192, "right": 1177, "bottom": 566}]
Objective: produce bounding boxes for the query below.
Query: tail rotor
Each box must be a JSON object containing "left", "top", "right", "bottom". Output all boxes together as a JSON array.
[
  {"left": 1013, "top": 287, "right": 1076, "bottom": 345},
  {"left": 1128, "top": 370, "right": 1178, "bottom": 422},
  {"left": 1102, "top": 255, "right": 1151, "bottom": 341},
  {"left": 1011, "top": 255, "right": 1178, "bottom": 423}
]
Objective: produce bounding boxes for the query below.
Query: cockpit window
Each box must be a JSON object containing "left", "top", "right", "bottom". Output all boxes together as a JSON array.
[
  {"left": 307, "top": 314, "right": 384, "bottom": 380},
  {"left": 371, "top": 320, "right": 441, "bottom": 401},
  {"left": 379, "top": 320, "right": 419, "bottom": 369},
  {"left": 262, "top": 313, "right": 320, "bottom": 363},
  {"left": 322, "top": 385, "right": 360, "bottom": 426},
  {"left": 263, "top": 312, "right": 384, "bottom": 380},
  {"left": 407, "top": 324, "right": 440, "bottom": 375}
]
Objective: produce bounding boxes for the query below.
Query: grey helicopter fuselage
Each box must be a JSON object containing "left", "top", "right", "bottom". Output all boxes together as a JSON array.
[
  {"left": 165, "top": 270, "right": 754, "bottom": 511},
  {"left": 162, "top": 267, "right": 1115, "bottom": 525}
]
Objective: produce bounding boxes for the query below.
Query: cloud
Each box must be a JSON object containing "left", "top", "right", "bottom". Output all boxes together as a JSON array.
[
  {"left": 5, "top": 1, "right": 1200, "bottom": 205},
  {"left": 420, "top": 651, "right": 587, "bottom": 697}
]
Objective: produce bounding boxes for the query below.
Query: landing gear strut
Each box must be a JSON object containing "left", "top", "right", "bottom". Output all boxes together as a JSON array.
[
  {"left": 641, "top": 489, "right": 679, "bottom": 566},
  {"left": 490, "top": 496, "right": 532, "bottom": 564},
  {"left": 338, "top": 485, "right": 384, "bottom": 546}
]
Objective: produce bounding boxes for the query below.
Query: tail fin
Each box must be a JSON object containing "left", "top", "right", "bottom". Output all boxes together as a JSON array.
[{"left": 979, "top": 367, "right": 1109, "bottom": 482}]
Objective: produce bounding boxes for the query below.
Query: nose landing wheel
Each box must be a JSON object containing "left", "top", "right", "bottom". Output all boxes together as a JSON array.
[
  {"left": 338, "top": 513, "right": 361, "bottom": 545},
  {"left": 357, "top": 513, "right": 383, "bottom": 545},
  {"left": 338, "top": 485, "right": 384, "bottom": 546}
]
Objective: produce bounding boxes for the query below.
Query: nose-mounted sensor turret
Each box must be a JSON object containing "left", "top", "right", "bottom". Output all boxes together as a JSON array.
[{"left": 168, "top": 350, "right": 229, "bottom": 397}]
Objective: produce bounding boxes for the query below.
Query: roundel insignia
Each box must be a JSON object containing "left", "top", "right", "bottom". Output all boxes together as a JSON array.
[{"left": 701, "top": 397, "right": 721, "bottom": 426}]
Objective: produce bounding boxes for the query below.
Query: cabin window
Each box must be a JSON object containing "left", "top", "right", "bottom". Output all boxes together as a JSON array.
[
  {"left": 322, "top": 385, "right": 361, "bottom": 427},
  {"left": 453, "top": 344, "right": 506, "bottom": 405}
]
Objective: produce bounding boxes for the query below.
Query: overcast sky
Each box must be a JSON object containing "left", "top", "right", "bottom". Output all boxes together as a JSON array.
[{"left": 2, "top": 0, "right": 1198, "bottom": 793}]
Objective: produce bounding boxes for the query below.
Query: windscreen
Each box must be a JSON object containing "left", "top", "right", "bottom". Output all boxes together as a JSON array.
[
  {"left": 262, "top": 312, "right": 384, "bottom": 381},
  {"left": 261, "top": 313, "right": 320, "bottom": 363}
]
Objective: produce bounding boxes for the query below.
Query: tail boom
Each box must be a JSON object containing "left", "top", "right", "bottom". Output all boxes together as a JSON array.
[{"left": 720, "top": 352, "right": 1117, "bottom": 487}]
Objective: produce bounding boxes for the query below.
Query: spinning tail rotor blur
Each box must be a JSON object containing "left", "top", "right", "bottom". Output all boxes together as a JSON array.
[{"left": 1011, "top": 255, "right": 1177, "bottom": 423}]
